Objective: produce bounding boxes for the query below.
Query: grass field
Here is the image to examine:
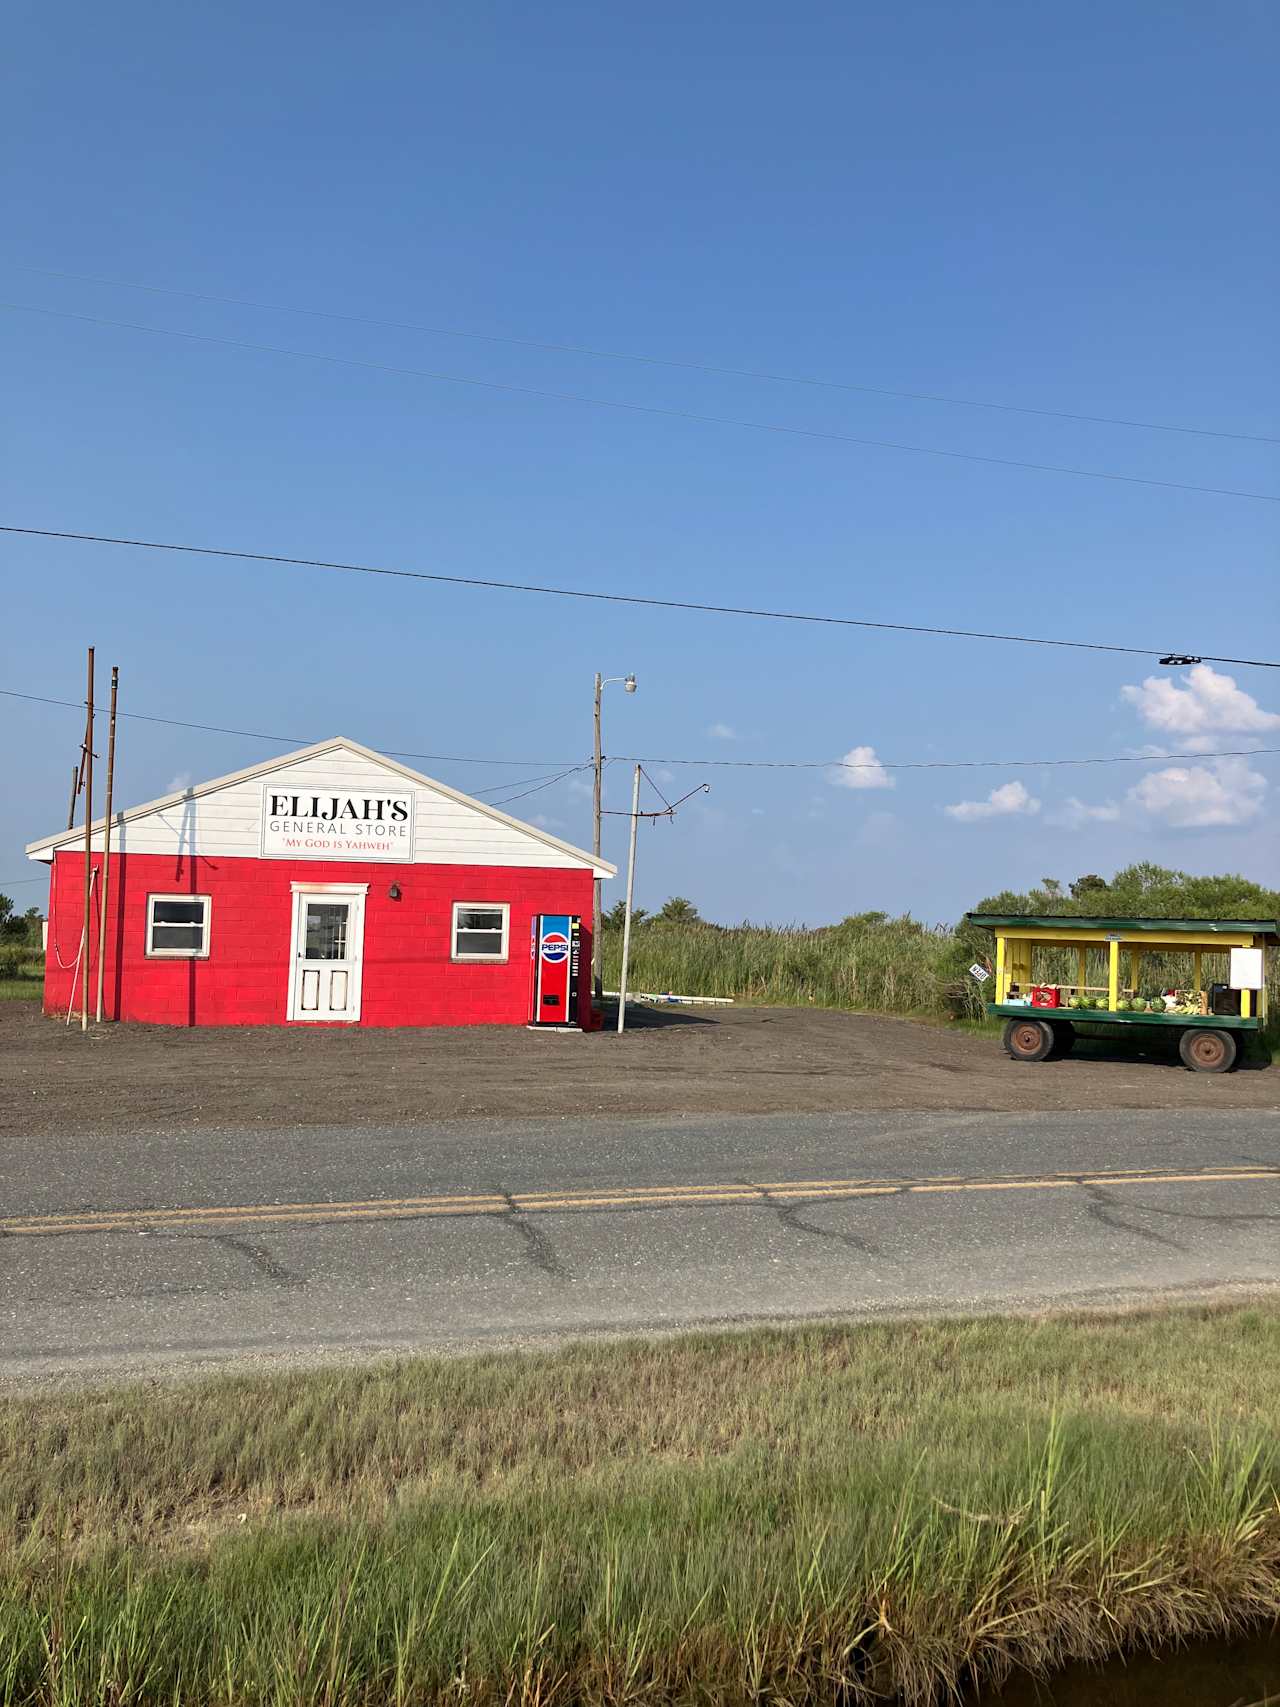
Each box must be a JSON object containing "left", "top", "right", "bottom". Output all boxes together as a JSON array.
[
  {"left": 3, "top": 1307, "right": 1278, "bottom": 1705},
  {"left": 0, "top": 946, "right": 42, "bottom": 1002}
]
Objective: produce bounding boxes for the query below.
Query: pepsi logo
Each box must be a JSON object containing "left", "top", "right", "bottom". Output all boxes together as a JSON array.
[{"left": 541, "top": 932, "right": 569, "bottom": 963}]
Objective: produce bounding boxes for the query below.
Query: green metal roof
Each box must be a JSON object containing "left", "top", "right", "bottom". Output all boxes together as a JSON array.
[{"left": 967, "top": 913, "right": 1279, "bottom": 941}]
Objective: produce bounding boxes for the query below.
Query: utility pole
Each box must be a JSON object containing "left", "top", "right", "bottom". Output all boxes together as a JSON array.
[
  {"left": 95, "top": 665, "right": 118, "bottom": 1023},
  {"left": 80, "top": 646, "right": 95, "bottom": 1033},
  {"left": 616, "top": 764, "right": 642, "bottom": 1034},
  {"left": 591, "top": 671, "right": 636, "bottom": 1006},
  {"left": 592, "top": 672, "right": 603, "bottom": 1003}
]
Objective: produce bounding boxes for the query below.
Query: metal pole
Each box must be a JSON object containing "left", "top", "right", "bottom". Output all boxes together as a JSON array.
[
  {"left": 591, "top": 671, "right": 603, "bottom": 1004},
  {"left": 80, "top": 647, "right": 94, "bottom": 1033},
  {"left": 616, "top": 764, "right": 641, "bottom": 1034},
  {"left": 95, "top": 666, "right": 118, "bottom": 1023},
  {"left": 66, "top": 764, "right": 79, "bottom": 831}
]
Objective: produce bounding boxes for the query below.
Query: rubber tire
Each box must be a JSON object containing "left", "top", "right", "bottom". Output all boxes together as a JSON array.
[
  {"left": 1003, "top": 1017, "right": 1055, "bottom": 1062},
  {"left": 1046, "top": 1020, "right": 1075, "bottom": 1060},
  {"left": 1178, "top": 1028, "right": 1237, "bottom": 1074}
]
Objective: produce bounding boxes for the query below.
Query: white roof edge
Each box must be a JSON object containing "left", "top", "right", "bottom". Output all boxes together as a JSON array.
[{"left": 25, "top": 735, "right": 617, "bottom": 877}]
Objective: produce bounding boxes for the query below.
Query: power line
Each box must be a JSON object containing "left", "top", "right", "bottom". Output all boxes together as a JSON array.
[
  {"left": 4, "top": 300, "right": 1277, "bottom": 505},
  {"left": 4, "top": 525, "right": 1278, "bottom": 668},
  {"left": 4, "top": 684, "right": 1276, "bottom": 776},
  {"left": 0, "top": 688, "right": 575, "bottom": 767},
  {"left": 472, "top": 766, "right": 587, "bottom": 796},
  {"left": 622, "top": 747, "right": 1280, "bottom": 772},
  {"left": 17, "top": 262, "right": 1279, "bottom": 448},
  {"left": 485, "top": 765, "right": 593, "bottom": 807}
]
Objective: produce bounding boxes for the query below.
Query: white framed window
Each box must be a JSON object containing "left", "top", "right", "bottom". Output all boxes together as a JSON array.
[
  {"left": 146, "top": 894, "right": 212, "bottom": 958},
  {"left": 452, "top": 902, "right": 509, "bottom": 962}
]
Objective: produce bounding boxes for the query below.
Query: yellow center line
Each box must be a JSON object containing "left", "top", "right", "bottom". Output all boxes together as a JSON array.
[{"left": 1, "top": 1166, "right": 1277, "bottom": 1239}]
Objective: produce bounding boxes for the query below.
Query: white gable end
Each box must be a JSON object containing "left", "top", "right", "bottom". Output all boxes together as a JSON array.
[{"left": 27, "top": 739, "right": 612, "bottom": 875}]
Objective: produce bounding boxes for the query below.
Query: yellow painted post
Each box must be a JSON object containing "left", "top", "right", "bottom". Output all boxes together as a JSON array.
[
  {"left": 1077, "top": 946, "right": 1087, "bottom": 997},
  {"left": 1241, "top": 987, "right": 1252, "bottom": 1019},
  {"left": 1193, "top": 950, "right": 1201, "bottom": 1005},
  {"left": 1108, "top": 939, "right": 1120, "bottom": 1011},
  {"left": 995, "top": 935, "right": 1006, "bottom": 1004},
  {"left": 1129, "top": 947, "right": 1140, "bottom": 997}
]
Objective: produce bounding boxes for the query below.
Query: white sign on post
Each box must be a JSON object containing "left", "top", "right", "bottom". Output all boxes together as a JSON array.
[
  {"left": 1229, "top": 947, "right": 1263, "bottom": 990},
  {"left": 260, "top": 785, "right": 415, "bottom": 862},
  {"left": 969, "top": 962, "right": 991, "bottom": 982}
]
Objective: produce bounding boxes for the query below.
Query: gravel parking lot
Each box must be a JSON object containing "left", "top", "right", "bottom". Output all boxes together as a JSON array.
[{"left": 3, "top": 999, "right": 1275, "bottom": 1140}]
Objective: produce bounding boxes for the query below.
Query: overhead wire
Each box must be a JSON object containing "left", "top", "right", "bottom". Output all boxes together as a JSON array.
[
  {"left": 485, "top": 764, "right": 593, "bottom": 807},
  {"left": 16, "top": 262, "right": 1278, "bottom": 446},
  {"left": 4, "top": 526, "right": 1278, "bottom": 668},
  {"left": 3, "top": 686, "right": 1277, "bottom": 778},
  {"left": 618, "top": 747, "right": 1280, "bottom": 771},
  {"left": 0, "top": 687, "right": 574, "bottom": 766},
  {"left": 3, "top": 301, "right": 1277, "bottom": 504}
]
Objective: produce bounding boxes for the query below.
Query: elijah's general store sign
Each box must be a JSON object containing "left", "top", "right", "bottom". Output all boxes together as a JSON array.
[{"left": 260, "top": 785, "right": 416, "bottom": 861}]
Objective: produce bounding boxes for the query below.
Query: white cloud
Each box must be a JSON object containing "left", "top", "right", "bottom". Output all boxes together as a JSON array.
[
  {"left": 567, "top": 776, "right": 594, "bottom": 799},
  {"left": 944, "top": 780, "right": 1041, "bottom": 822},
  {"left": 1046, "top": 664, "right": 1275, "bottom": 831},
  {"left": 1127, "top": 756, "right": 1266, "bottom": 828},
  {"left": 829, "top": 745, "right": 894, "bottom": 790},
  {"left": 1121, "top": 664, "right": 1280, "bottom": 739},
  {"left": 166, "top": 771, "right": 193, "bottom": 794},
  {"left": 707, "top": 722, "right": 737, "bottom": 741},
  {"left": 1051, "top": 796, "right": 1123, "bottom": 830},
  {"left": 528, "top": 813, "right": 564, "bottom": 830}
]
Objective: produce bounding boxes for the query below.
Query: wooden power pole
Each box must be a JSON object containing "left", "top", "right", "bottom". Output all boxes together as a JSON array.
[
  {"left": 95, "top": 666, "right": 118, "bottom": 1023},
  {"left": 80, "top": 647, "right": 95, "bottom": 1032}
]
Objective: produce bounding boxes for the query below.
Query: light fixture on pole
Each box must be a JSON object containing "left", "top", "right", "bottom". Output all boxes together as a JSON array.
[{"left": 592, "top": 672, "right": 637, "bottom": 1005}]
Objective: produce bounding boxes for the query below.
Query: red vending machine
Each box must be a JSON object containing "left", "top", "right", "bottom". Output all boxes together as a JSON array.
[{"left": 530, "top": 914, "right": 582, "bottom": 1027}]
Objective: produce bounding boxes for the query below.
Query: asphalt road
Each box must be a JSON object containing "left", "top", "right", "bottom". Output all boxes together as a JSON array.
[{"left": 3, "top": 1109, "right": 1279, "bottom": 1383}]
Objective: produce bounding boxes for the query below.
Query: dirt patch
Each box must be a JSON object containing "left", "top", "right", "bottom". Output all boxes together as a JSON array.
[{"left": 2, "top": 1001, "right": 1275, "bottom": 1140}]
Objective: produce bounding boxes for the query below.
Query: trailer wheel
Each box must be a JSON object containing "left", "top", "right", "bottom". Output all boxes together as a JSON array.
[
  {"left": 1046, "top": 1021, "right": 1075, "bottom": 1059},
  {"left": 1003, "top": 1018, "right": 1055, "bottom": 1062},
  {"left": 1178, "top": 1028, "right": 1237, "bottom": 1074}
]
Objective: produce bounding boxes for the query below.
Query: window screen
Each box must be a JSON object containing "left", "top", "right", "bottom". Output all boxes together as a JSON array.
[
  {"left": 452, "top": 903, "right": 508, "bottom": 960},
  {"left": 147, "top": 895, "right": 211, "bottom": 956}
]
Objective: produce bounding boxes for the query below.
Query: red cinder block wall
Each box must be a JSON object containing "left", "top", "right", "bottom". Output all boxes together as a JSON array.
[{"left": 42, "top": 852, "right": 595, "bottom": 1028}]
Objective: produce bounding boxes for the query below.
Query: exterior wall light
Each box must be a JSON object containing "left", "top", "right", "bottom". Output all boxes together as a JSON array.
[{"left": 388, "top": 882, "right": 402, "bottom": 900}]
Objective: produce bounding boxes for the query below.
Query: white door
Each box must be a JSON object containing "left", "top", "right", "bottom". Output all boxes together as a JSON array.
[{"left": 289, "top": 890, "right": 365, "bottom": 1021}]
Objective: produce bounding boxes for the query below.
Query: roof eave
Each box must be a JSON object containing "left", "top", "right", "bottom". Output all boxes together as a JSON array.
[{"left": 25, "top": 735, "right": 616, "bottom": 876}]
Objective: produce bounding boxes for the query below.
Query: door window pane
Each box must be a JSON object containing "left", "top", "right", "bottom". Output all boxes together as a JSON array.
[{"left": 305, "top": 903, "right": 349, "bottom": 960}]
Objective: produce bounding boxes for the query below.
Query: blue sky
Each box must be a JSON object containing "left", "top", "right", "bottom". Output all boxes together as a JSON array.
[{"left": 3, "top": 0, "right": 1277, "bottom": 924}]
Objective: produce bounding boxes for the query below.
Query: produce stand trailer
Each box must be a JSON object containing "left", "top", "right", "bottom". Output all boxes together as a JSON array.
[{"left": 965, "top": 914, "right": 1277, "bottom": 1073}]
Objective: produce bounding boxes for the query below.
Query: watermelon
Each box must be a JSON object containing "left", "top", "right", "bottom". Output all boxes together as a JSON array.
[
  {"left": 1094, "top": 997, "right": 1109, "bottom": 1010},
  {"left": 1116, "top": 999, "right": 1131, "bottom": 1011}
]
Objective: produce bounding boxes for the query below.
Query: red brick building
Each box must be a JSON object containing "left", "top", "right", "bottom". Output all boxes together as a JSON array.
[{"left": 28, "top": 738, "right": 614, "bottom": 1028}]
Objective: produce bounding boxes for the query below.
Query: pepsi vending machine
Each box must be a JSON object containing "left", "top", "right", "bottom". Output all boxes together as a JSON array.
[{"left": 530, "top": 914, "right": 582, "bottom": 1027}]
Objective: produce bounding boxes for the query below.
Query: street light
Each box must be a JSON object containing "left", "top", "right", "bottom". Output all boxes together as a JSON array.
[{"left": 593, "top": 672, "right": 638, "bottom": 1003}]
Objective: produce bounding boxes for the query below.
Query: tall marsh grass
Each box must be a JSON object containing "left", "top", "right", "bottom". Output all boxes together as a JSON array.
[
  {"left": 603, "top": 914, "right": 981, "bottom": 1015},
  {"left": 2, "top": 1309, "right": 1279, "bottom": 1705}
]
